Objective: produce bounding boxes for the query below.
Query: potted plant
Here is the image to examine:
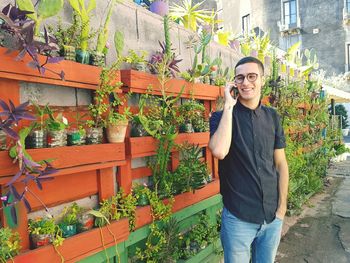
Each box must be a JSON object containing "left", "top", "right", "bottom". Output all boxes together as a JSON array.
[
  {"left": 67, "top": 111, "right": 87, "bottom": 146},
  {"left": 132, "top": 183, "right": 150, "bottom": 206},
  {"left": 28, "top": 217, "right": 64, "bottom": 249},
  {"left": 124, "top": 49, "right": 149, "bottom": 71},
  {"left": 87, "top": 61, "right": 132, "bottom": 144},
  {"left": 178, "top": 100, "right": 206, "bottom": 133},
  {"left": 68, "top": 0, "right": 96, "bottom": 64},
  {"left": 0, "top": 227, "right": 21, "bottom": 262},
  {"left": 0, "top": 128, "right": 7, "bottom": 150},
  {"left": 90, "top": 0, "right": 115, "bottom": 66},
  {"left": 45, "top": 107, "right": 68, "bottom": 147},
  {"left": 49, "top": 15, "right": 81, "bottom": 61},
  {"left": 58, "top": 202, "right": 82, "bottom": 238},
  {"left": 25, "top": 102, "right": 48, "bottom": 149},
  {"left": 149, "top": 0, "right": 169, "bottom": 16},
  {"left": 76, "top": 208, "right": 95, "bottom": 233}
]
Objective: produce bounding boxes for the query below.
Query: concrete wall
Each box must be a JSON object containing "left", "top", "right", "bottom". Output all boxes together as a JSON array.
[
  {"left": 222, "top": 0, "right": 347, "bottom": 76},
  {"left": 299, "top": 0, "right": 345, "bottom": 75}
]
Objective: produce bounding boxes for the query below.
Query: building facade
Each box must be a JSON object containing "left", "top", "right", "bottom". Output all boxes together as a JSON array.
[{"left": 220, "top": 0, "right": 350, "bottom": 78}]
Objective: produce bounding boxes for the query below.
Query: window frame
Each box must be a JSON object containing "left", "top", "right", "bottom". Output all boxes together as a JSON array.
[
  {"left": 283, "top": 0, "right": 297, "bottom": 26},
  {"left": 242, "top": 14, "right": 250, "bottom": 35}
]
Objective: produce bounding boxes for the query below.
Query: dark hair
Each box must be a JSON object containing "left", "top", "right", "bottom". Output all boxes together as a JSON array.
[{"left": 235, "top": 56, "right": 264, "bottom": 75}]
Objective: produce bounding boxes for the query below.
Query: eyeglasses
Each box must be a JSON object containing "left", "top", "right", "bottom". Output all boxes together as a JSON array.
[{"left": 234, "top": 73, "right": 259, "bottom": 84}]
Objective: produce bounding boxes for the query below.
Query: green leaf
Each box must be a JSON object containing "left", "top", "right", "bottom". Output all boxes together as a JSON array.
[
  {"left": 37, "top": 0, "right": 63, "bottom": 19},
  {"left": 87, "top": 210, "right": 110, "bottom": 224},
  {"left": 16, "top": 0, "right": 37, "bottom": 21}
]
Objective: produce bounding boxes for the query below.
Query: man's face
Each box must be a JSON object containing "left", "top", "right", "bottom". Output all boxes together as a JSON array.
[{"left": 234, "top": 62, "right": 263, "bottom": 102}]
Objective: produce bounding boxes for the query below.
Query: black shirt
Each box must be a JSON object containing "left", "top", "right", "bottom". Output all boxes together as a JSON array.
[{"left": 210, "top": 100, "right": 286, "bottom": 224}]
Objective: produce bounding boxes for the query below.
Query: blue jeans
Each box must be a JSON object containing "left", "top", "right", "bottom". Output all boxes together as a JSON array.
[{"left": 221, "top": 207, "right": 283, "bottom": 263}]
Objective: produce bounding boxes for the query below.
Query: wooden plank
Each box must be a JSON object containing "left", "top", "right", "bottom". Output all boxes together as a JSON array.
[
  {"left": 0, "top": 143, "right": 125, "bottom": 177},
  {"left": 131, "top": 166, "right": 152, "bottom": 179},
  {"left": 127, "top": 133, "right": 210, "bottom": 158},
  {"left": 120, "top": 70, "right": 221, "bottom": 100},
  {"left": 0, "top": 47, "right": 104, "bottom": 90},
  {"left": 13, "top": 218, "right": 129, "bottom": 263},
  {"left": 11, "top": 170, "right": 98, "bottom": 211},
  {"left": 98, "top": 167, "right": 115, "bottom": 201}
]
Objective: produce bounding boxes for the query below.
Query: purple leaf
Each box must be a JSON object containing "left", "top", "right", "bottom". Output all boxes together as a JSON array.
[
  {"left": 23, "top": 156, "right": 41, "bottom": 168},
  {"left": 23, "top": 197, "right": 32, "bottom": 212},
  {"left": 6, "top": 169, "right": 23, "bottom": 186},
  {"left": 47, "top": 56, "right": 64, "bottom": 64},
  {"left": 15, "top": 49, "right": 27, "bottom": 61},
  {"left": 15, "top": 100, "right": 30, "bottom": 111},
  {"left": 40, "top": 67, "right": 46, "bottom": 75},
  {"left": 35, "top": 179, "right": 43, "bottom": 190},
  {"left": 1, "top": 126, "right": 18, "bottom": 140},
  {"left": 59, "top": 71, "right": 65, "bottom": 81},
  {"left": 10, "top": 185, "right": 21, "bottom": 200},
  {"left": 27, "top": 61, "right": 39, "bottom": 69},
  {"left": 10, "top": 205, "right": 18, "bottom": 225},
  {"left": 0, "top": 99, "right": 10, "bottom": 112}
]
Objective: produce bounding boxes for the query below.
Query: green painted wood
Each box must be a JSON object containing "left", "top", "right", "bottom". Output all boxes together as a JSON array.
[
  {"left": 80, "top": 194, "right": 223, "bottom": 263},
  {"left": 78, "top": 242, "right": 126, "bottom": 263}
]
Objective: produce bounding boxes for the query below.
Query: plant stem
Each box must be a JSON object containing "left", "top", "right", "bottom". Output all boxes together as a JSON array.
[
  {"left": 99, "top": 226, "right": 110, "bottom": 263},
  {"left": 106, "top": 224, "right": 120, "bottom": 263},
  {"left": 53, "top": 245, "right": 65, "bottom": 263}
]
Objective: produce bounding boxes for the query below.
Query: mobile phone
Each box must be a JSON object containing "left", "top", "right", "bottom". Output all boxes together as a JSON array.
[{"left": 230, "top": 85, "right": 239, "bottom": 99}]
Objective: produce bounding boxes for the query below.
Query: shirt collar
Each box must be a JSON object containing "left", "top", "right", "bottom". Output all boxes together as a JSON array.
[{"left": 236, "top": 99, "right": 263, "bottom": 117}]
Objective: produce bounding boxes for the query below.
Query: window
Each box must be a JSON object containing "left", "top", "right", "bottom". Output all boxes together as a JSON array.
[
  {"left": 242, "top": 14, "right": 250, "bottom": 35},
  {"left": 283, "top": 0, "right": 297, "bottom": 25},
  {"left": 347, "top": 0, "right": 350, "bottom": 13}
]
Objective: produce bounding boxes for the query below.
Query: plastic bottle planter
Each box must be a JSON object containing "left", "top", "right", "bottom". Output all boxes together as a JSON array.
[
  {"left": 62, "top": 45, "right": 76, "bottom": 61},
  {"left": 76, "top": 49, "right": 90, "bottom": 64},
  {"left": 89, "top": 51, "right": 105, "bottom": 67},
  {"left": 77, "top": 213, "right": 94, "bottom": 233},
  {"left": 47, "top": 130, "right": 67, "bottom": 147},
  {"left": 131, "top": 62, "right": 147, "bottom": 72},
  {"left": 136, "top": 193, "right": 149, "bottom": 206},
  {"left": 59, "top": 224, "right": 77, "bottom": 238},
  {"left": 67, "top": 128, "right": 84, "bottom": 146},
  {"left": 130, "top": 121, "right": 149, "bottom": 137},
  {"left": 86, "top": 127, "right": 103, "bottom": 144},
  {"left": 30, "top": 233, "right": 52, "bottom": 249},
  {"left": 179, "top": 123, "right": 194, "bottom": 133},
  {"left": 25, "top": 129, "right": 47, "bottom": 149},
  {"left": 106, "top": 121, "right": 128, "bottom": 143},
  {"left": 0, "top": 128, "right": 7, "bottom": 151}
]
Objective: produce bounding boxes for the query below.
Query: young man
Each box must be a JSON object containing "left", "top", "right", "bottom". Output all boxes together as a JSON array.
[{"left": 209, "top": 57, "right": 289, "bottom": 263}]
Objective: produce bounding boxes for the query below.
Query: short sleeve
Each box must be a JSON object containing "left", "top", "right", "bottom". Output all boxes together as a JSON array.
[
  {"left": 274, "top": 112, "right": 286, "bottom": 149},
  {"left": 209, "top": 111, "right": 223, "bottom": 137}
]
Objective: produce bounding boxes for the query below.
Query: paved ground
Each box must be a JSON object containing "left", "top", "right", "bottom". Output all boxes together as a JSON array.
[{"left": 276, "top": 157, "right": 350, "bottom": 263}]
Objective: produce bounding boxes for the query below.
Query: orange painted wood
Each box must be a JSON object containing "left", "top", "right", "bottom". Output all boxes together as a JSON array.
[
  {"left": 132, "top": 166, "right": 152, "bottom": 179},
  {"left": 117, "top": 160, "right": 132, "bottom": 194},
  {"left": 134, "top": 180, "right": 220, "bottom": 230},
  {"left": 0, "top": 47, "right": 106, "bottom": 90},
  {"left": 0, "top": 143, "right": 125, "bottom": 177},
  {"left": 127, "top": 132, "right": 210, "bottom": 158},
  {"left": 0, "top": 78, "right": 20, "bottom": 104},
  {"left": 98, "top": 167, "right": 115, "bottom": 200},
  {"left": 11, "top": 170, "right": 98, "bottom": 211},
  {"left": 120, "top": 70, "right": 221, "bottom": 100},
  {"left": 13, "top": 218, "right": 130, "bottom": 263}
]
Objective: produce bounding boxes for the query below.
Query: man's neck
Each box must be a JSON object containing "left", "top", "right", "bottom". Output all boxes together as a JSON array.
[{"left": 238, "top": 98, "right": 260, "bottom": 110}]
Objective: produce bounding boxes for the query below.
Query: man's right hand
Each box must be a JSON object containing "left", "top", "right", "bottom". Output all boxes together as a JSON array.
[{"left": 224, "top": 82, "right": 238, "bottom": 110}]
